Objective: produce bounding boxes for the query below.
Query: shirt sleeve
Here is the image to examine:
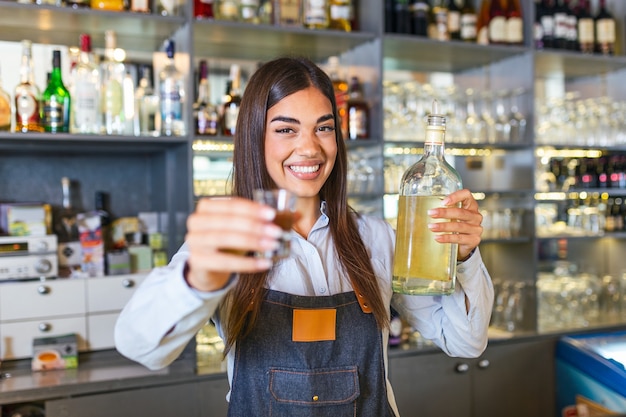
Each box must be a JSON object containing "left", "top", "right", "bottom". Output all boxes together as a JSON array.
[
  {"left": 392, "top": 248, "right": 494, "bottom": 358},
  {"left": 114, "top": 244, "right": 235, "bottom": 370}
]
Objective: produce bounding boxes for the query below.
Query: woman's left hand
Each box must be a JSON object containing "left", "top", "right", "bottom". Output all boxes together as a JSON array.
[{"left": 427, "top": 189, "right": 483, "bottom": 262}]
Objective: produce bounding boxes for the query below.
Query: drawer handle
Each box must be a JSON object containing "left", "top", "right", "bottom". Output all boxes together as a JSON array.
[
  {"left": 122, "top": 279, "right": 135, "bottom": 288},
  {"left": 37, "top": 285, "right": 51, "bottom": 295},
  {"left": 455, "top": 363, "right": 470, "bottom": 373},
  {"left": 38, "top": 322, "right": 51, "bottom": 332},
  {"left": 477, "top": 359, "right": 490, "bottom": 369}
]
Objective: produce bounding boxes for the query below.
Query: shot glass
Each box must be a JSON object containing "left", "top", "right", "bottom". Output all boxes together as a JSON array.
[{"left": 253, "top": 189, "right": 297, "bottom": 261}]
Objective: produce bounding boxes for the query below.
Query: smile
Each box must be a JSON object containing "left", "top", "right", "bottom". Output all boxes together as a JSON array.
[{"left": 289, "top": 165, "right": 320, "bottom": 173}]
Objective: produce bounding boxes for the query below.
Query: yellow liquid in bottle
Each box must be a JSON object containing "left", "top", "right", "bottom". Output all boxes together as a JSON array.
[{"left": 393, "top": 195, "right": 458, "bottom": 295}]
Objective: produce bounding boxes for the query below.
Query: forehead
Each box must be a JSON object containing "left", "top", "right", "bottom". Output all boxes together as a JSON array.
[{"left": 267, "top": 87, "right": 333, "bottom": 117}]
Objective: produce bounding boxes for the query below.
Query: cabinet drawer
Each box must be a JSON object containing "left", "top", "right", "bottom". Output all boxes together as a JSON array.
[
  {"left": 86, "top": 274, "right": 147, "bottom": 313},
  {"left": 0, "top": 316, "right": 87, "bottom": 360},
  {"left": 86, "top": 313, "right": 119, "bottom": 351},
  {"left": 0, "top": 279, "right": 86, "bottom": 321}
]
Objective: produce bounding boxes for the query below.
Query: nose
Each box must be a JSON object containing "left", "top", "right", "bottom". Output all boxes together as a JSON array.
[{"left": 296, "top": 129, "right": 322, "bottom": 156}]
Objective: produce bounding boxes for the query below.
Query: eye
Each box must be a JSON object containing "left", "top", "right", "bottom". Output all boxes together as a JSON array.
[
  {"left": 318, "top": 125, "right": 335, "bottom": 133},
  {"left": 275, "top": 126, "right": 296, "bottom": 134}
]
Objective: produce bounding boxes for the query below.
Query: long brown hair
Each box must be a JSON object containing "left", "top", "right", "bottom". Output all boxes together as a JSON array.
[{"left": 223, "top": 56, "right": 388, "bottom": 355}]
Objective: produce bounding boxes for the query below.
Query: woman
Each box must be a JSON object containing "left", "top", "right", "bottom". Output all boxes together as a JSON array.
[{"left": 115, "top": 56, "right": 494, "bottom": 416}]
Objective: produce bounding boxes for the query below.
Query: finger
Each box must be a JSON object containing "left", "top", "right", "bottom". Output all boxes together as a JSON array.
[
  {"left": 188, "top": 247, "right": 273, "bottom": 274},
  {"left": 442, "top": 189, "right": 478, "bottom": 211}
]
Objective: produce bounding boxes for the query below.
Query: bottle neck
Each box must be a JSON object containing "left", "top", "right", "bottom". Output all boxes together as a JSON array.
[
  {"left": 424, "top": 125, "right": 446, "bottom": 157},
  {"left": 197, "top": 78, "right": 210, "bottom": 104}
]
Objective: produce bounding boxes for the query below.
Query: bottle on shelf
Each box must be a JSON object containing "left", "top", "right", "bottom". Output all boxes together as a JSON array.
[
  {"left": 195, "top": 0, "right": 215, "bottom": 18},
  {"left": 475, "top": 0, "right": 491, "bottom": 44},
  {"left": 326, "top": 56, "right": 348, "bottom": 139},
  {"left": 216, "top": 0, "right": 241, "bottom": 20},
  {"left": 194, "top": 60, "right": 218, "bottom": 136},
  {"left": 394, "top": 0, "right": 412, "bottom": 34},
  {"left": 14, "top": 39, "right": 43, "bottom": 133},
  {"left": 534, "top": 0, "right": 544, "bottom": 49},
  {"left": 71, "top": 33, "right": 101, "bottom": 135},
  {"left": 329, "top": 0, "right": 353, "bottom": 31},
  {"left": 553, "top": 0, "right": 568, "bottom": 49},
  {"left": 101, "top": 30, "right": 126, "bottom": 135},
  {"left": 565, "top": 0, "right": 577, "bottom": 50},
  {"left": 257, "top": 0, "right": 274, "bottom": 23},
  {"left": 447, "top": 0, "right": 461, "bottom": 40},
  {"left": 239, "top": 0, "right": 260, "bottom": 22},
  {"left": 273, "top": 0, "right": 303, "bottom": 27},
  {"left": 346, "top": 75, "right": 369, "bottom": 140},
  {"left": 94, "top": 190, "right": 112, "bottom": 251},
  {"left": 159, "top": 39, "right": 186, "bottom": 136},
  {"left": 67, "top": 0, "right": 90, "bottom": 8},
  {"left": 135, "top": 65, "right": 160, "bottom": 137},
  {"left": 130, "top": 0, "right": 151, "bottom": 12},
  {"left": 157, "top": 0, "right": 182, "bottom": 16},
  {"left": 505, "top": 0, "right": 523, "bottom": 45},
  {"left": 221, "top": 64, "right": 242, "bottom": 137},
  {"left": 428, "top": 0, "right": 449, "bottom": 41},
  {"left": 410, "top": 0, "right": 430, "bottom": 37},
  {"left": 595, "top": 0, "right": 615, "bottom": 55},
  {"left": 487, "top": 0, "right": 507, "bottom": 45},
  {"left": 303, "top": 0, "right": 330, "bottom": 29},
  {"left": 122, "top": 69, "right": 136, "bottom": 135},
  {"left": 55, "top": 177, "right": 83, "bottom": 278},
  {"left": 0, "top": 63, "right": 11, "bottom": 131},
  {"left": 392, "top": 99, "right": 462, "bottom": 296},
  {"left": 42, "top": 50, "right": 71, "bottom": 133},
  {"left": 539, "top": 0, "right": 555, "bottom": 48},
  {"left": 459, "top": 0, "right": 477, "bottom": 42},
  {"left": 91, "top": 0, "right": 125, "bottom": 11},
  {"left": 577, "top": 0, "right": 594, "bottom": 54}
]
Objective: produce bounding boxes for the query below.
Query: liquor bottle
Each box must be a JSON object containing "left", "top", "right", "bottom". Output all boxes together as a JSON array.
[
  {"left": 194, "top": 60, "right": 218, "bottom": 136},
  {"left": 130, "top": 0, "right": 151, "bottom": 12},
  {"left": 195, "top": 0, "right": 215, "bottom": 18},
  {"left": 67, "top": 0, "right": 90, "bottom": 7},
  {"left": 392, "top": 100, "right": 462, "bottom": 295},
  {"left": 122, "top": 69, "right": 136, "bottom": 135},
  {"left": 447, "top": 0, "right": 461, "bottom": 40},
  {"left": 91, "top": 0, "right": 125, "bottom": 11},
  {"left": 258, "top": 0, "right": 274, "bottom": 24},
  {"left": 385, "top": 0, "right": 395, "bottom": 32},
  {"left": 327, "top": 56, "right": 348, "bottom": 139},
  {"left": 329, "top": 0, "right": 353, "bottom": 31},
  {"left": 505, "top": 0, "right": 523, "bottom": 45},
  {"left": 216, "top": 0, "right": 241, "bottom": 20},
  {"left": 159, "top": 39, "right": 186, "bottom": 136},
  {"left": 71, "top": 34, "right": 101, "bottom": 134},
  {"left": 14, "top": 40, "right": 43, "bottom": 133},
  {"left": 157, "top": 0, "right": 182, "bottom": 16},
  {"left": 221, "top": 64, "right": 242, "bottom": 136},
  {"left": 459, "top": 0, "right": 476, "bottom": 42},
  {"left": 564, "top": 0, "right": 577, "bottom": 50},
  {"left": 240, "top": 0, "right": 261, "bottom": 22},
  {"left": 411, "top": 0, "right": 430, "bottom": 37},
  {"left": 135, "top": 65, "right": 160, "bottom": 136},
  {"left": 488, "top": 0, "right": 507, "bottom": 45},
  {"left": 101, "top": 30, "right": 126, "bottom": 135},
  {"left": 595, "top": 0, "right": 615, "bottom": 55},
  {"left": 42, "top": 50, "right": 71, "bottom": 133},
  {"left": 0, "top": 64, "right": 11, "bottom": 131},
  {"left": 553, "top": 0, "right": 568, "bottom": 49},
  {"left": 540, "top": 0, "right": 555, "bottom": 48},
  {"left": 55, "top": 177, "right": 82, "bottom": 278},
  {"left": 395, "top": 0, "right": 412, "bottom": 34},
  {"left": 346, "top": 76, "right": 369, "bottom": 140},
  {"left": 273, "top": 0, "right": 302, "bottom": 27},
  {"left": 475, "top": 0, "right": 491, "bottom": 44},
  {"left": 303, "top": 0, "right": 329, "bottom": 29},
  {"left": 429, "top": 0, "right": 449, "bottom": 41},
  {"left": 95, "top": 191, "right": 112, "bottom": 250},
  {"left": 577, "top": 0, "right": 594, "bottom": 53},
  {"left": 534, "top": 0, "right": 544, "bottom": 49}
]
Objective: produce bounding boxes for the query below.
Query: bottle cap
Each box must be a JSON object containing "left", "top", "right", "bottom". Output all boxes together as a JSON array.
[{"left": 427, "top": 99, "right": 446, "bottom": 128}]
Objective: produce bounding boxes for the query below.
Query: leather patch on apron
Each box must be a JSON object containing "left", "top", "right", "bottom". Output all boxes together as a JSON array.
[{"left": 292, "top": 308, "right": 337, "bottom": 342}]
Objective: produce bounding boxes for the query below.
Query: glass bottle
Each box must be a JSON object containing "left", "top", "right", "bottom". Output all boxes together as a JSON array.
[
  {"left": 540, "top": 0, "right": 555, "bottom": 48},
  {"left": 42, "top": 50, "right": 71, "bottom": 133},
  {"left": 195, "top": 0, "right": 215, "bottom": 18},
  {"left": 157, "top": 0, "right": 182, "bottom": 16},
  {"left": 130, "top": 0, "right": 151, "bottom": 12},
  {"left": 194, "top": 60, "right": 218, "bottom": 136},
  {"left": 67, "top": 0, "right": 90, "bottom": 7},
  {"left": 411, "top": 0, "right": 430, "bottom": 37},
  {"left": 221, "top": 64, "right": 241, "bottom": 137},
  {"left": 565, "top": 0, "right": 577, "bottom": 50},
  {"left": 159, "top": 39, "right": 186, "bottom": 136},
  {"left": 534, "top": 0, "right": 544, "bottom": 49},
  {"left": 577, "top": 0, "right": 594, "bottom": 54},
  {"left": 488, "top": 0, "right": 507, "bottom": 45},
  {"left": 14, "top": 40, "right": 43, "bottom": 133},
  {"left": 329, "top": 0, "right": 353, "bottom": 31},
  {"left": 0, "top": 63, "right": 11, "bottom": 131},
  {"left": 101, "top": 30, "right": 126, "bottom": 135},
  {"left": 394, "top": 0, "right": 412, "bottom": 34},
  {"left": 346, "top": 76, "right": 369, "bottom": 140},
  {"left": 216, "top": 0, "right": 241, "bottom": 20},
  {"left": 327, "top": 56, "right": 348, "bottom": 139},
  {"left": 553, "top": 0, "right": 568, "bottom": 49},
  {"left": 258, "top": 0, "right": 274, "bottom": 24},
  {"left": 122, "top": 69, "right": 136, "bottom": 135},
  {"left": 475, "top": 0, "right": 491, "bottom": 45},
  {"left": 72, "top": 34, "right": 101, "bottom": 134},
  {"left": 303, "top": 0, "right": 329, "bottom": 29},
  {"left": 240, "top": 0, "right": 261, "bottom": 22},
  {"left": 595, "top": 0, "right": 615, "bottom": 55},
  {"left": 393, "top": 99, "right": 462, "bottom": 296},
  {"left": 429, "top": 0, "right": 449, "bottom": 41},
  {"left": 91, "top": 0, "right": 125, "bottom": 11},
  {"left": 273, "top": 0, "right": 302, "bottom": 27},
  {"left": 55, "top": 177, "right": 82, "bottom": 279},
  {"left": 135, "top": 65, "right": 160, "bottom": 137},
  {"left": 505, "top": 0, "right": 523, "bottom": 45},
  {"left": 459, "top": 0, "right": 476, "bottom": 42},
  {"left": 447, "top": 0, "right": 461, "bottom": 40}
]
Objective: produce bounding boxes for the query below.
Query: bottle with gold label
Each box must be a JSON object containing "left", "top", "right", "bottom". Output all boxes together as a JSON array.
[
  {"left": 393, "top": 100, "right": 462, "bottom": 296},
  {"left": 303, "top": 0, "right": 329, "bottom": 29},
  {"left": 0, "top": 63, "right": 11, "bottom": 131},
  {"left": 329, "top": 0, "right": 353, "bottom": 31},
  {"left": 14, "top": 40, "right": 43, "bottom": 133}
]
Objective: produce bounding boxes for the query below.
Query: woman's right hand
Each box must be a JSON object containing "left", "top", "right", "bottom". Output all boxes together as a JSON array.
[{"left": 184, "top": 197, "right": 283, "bottom": 292}]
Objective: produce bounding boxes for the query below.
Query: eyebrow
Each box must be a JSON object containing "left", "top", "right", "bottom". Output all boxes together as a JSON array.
[{"left": 269, "top": 114, "right": 334, "bottom": 124}]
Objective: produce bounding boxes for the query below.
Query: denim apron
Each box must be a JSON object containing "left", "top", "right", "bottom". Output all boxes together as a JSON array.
[{"left": 227, "top": 289, "right": 396, "bottom": 417}]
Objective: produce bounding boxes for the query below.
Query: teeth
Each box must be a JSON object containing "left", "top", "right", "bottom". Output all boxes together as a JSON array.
[{"left": 290, "top": 165, "right": 320, "bottom": 173}]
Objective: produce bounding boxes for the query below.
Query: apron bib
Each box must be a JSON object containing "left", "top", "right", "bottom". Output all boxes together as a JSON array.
[{"left": 227, "top": 289, "right": 395, "bottom": 417}]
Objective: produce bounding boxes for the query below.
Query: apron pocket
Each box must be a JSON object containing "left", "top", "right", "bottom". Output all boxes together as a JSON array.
[{"left": 268, "top": 365, "right": 360, "bottom": 417}]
